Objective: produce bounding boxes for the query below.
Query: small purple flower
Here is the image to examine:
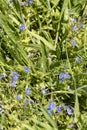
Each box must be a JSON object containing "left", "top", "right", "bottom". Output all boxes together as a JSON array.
[
  {"left": 41, "top": 88, "right": 46, "bottom": 95},
  {"left": 47, "top": 102, "right": 55, "bottom": 110},
  {"left": 65, "top": 105, "right": 73, "bottom": 115},
  {"left": 76, "top": 57, "right": 81, "bottom": 63},
  {"left": 59, "top": 73, "right": 65, "bottom": 82},
  {"left": 19, "top": 25, "right": 25, "bottom": 31},
  {"left": 24, "top": 67, "right": 29, "bottom": 73},
  {"left": 79, "top": 23, "right": 84, "bottom": 27},
  {"left": 64, "top": 72, "right": 70, "bottom": 79},
  {"left": 13, "top": 75, "right": 18, "bottom": 81},
  {"left": 56, "top": 106, "right": 61, "bottom": 113},
  {"left": 59, "top": 72, "right": 70, "bottom": 82},
  {"left": 47, "top": 109, "right": 52, "bottom": 115},
  {"left": 25, "top": 86, "right": 31, "bottom": 95},
  {"left": 11, "top": 81, "right": 17, "bottom": 87},
  {"left": 72, "top": 26, "right": 77, "bottom": 31},
  {"left": 28, "top": 0, "right": 33, "bottom": 4},
  {"left": 71, "top": 40, "right": 77, "bottom": 47},
  {"left": 15, "top": 95, "right": 22, "bottom": 100},
  {"left": 11, "top": 71, "right": 19, "bottom": 81}
]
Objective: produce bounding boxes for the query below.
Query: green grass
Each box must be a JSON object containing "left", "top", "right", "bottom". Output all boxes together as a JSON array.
[{"left": 0, "top": 0, "right": 87, "bottom": 129}]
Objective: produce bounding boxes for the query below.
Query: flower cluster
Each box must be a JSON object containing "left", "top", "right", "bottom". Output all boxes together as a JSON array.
[
  {"left": 62, "top": 104, "right": 73, "bottom": 115},
  {"left": 10, "top": 71, "right": 19, "bottom": 87},
  {"left": 20, "top": 0, "right": 33, "bottom": 6},
  {"left": 59, "top": 72, "right": 70, "bottom": 82},
  {"left": 46, "top": 102, "right": 73, "bottom": 116}
]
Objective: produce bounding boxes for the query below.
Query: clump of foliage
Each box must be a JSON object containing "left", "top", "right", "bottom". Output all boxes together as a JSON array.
[{"left": 0, "top": 0, "right": 87, "bottom": 129}]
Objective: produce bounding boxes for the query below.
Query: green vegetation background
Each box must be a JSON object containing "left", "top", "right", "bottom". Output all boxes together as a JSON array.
[{"left": 0, "top": 0, "right": 87, "bottom": 129}]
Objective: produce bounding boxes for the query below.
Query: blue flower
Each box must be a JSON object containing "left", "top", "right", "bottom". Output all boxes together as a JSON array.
[
  {"left": 47, "top": 109, "right": 52, "bottom": 115},
  {"left": 59, "top": 73, "right": 65, "bottom": 82},
  {"left": 15, "top": 95, "right": 22, "bottom": 100},
  {"left": 65, "top": 105, "right": 73, "bottom": 115},
  {"left": 19, "top": 25, "right": 25, "bottom": 31},
  {"left": 41, "top": 88, "right": 46, "bottom": 95},
  {"left": 72, "top": 26, "right": 77, "bottom": 31},
  {"left": 13, "top": 74, "right": 18, "bottom": 80},
  {"left": 28, "top": 0, "right": 33, "bottom": 4},
  {"left": 59, "top": 72, "right": 70, "bottom": 82},
  {"left": 56, "top": 106, "right": 61, "bottom": 113},
  {"left": 76, "top": 57, "right": 81, "bottom": 63},
  {"left": 11, "top": 71, "right": 19, "bottom": 81},
  {"left": 79, "top": 23, "right": 84, "bottom": 27},
  {"left": 25, "top": 86, "right": 31, "bottom": 95},
  {"left": 24, "top": 67, "right": 29, "bottom": 73},
  {"left": 64, "top": 72, "right": 70, "bottom": 79},
  {"left": 71, "top": 40, "right": 77, "bottom": 47},
  {"left": 11, "top": 81, "right": 17, "bottom": 87},
  {"left": 47, "top": 102, "right": 55, "bottom": 110}
]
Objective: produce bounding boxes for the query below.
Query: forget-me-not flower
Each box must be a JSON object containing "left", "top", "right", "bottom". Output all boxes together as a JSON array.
[
  {"left": 28, "top": 0, "right": 33, "bottom": 4},
  {"left": 71, "top": 40, "right": 77, "bottom": 47},
  {"left": 47, "top": 102, "right": 55, "bottom": 110},
  {"left": 19, "top": 25, "right": 25, "bottom": 31},
  {"left": 65, "top": 105, "right": 73, "bottom": 115},
  {"left": 64, "top": 72, "right": 70, "bottom": 79},
  {"left": 15, "top": 95, "right": 22, "bottom": 100},
  {"left": 59, "top": 72, "right": 70, "bottom": 82},
  {"left": 25, "top": 86, "right": 31, "bottom": 95},
  {"left": 47, "top": 109, "right": 52, "bottom": 115},
  {"left": 76, "top": 57, "right": 81, "bottom": 63},
  {"left": 72, "top": 26, "right": 77, "bottom": 31},
  {"left": 56, "top": 106, "right": 61, "bottom": 113},
  {"left": 11, "top": 81, "right": 17, "bottom": 87},
  {"left": 24, "top": 67, "right": 29, "bottom": 73}
]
